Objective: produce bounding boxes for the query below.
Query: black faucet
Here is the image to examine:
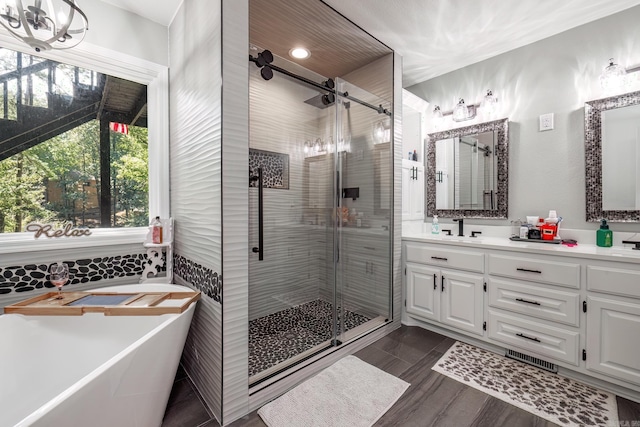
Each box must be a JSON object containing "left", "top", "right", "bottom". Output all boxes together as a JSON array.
[{"left": 453, "top": 218, "right": 464, "bottom": 236}]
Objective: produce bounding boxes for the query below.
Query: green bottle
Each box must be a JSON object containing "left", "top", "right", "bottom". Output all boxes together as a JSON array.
[{"left": 596, "top": 219, "right": 613, "bottom": 247}]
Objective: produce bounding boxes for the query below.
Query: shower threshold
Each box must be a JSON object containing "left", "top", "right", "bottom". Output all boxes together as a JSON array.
[{"left": 248, "top": 299, "right": 385, "bottom": 385}]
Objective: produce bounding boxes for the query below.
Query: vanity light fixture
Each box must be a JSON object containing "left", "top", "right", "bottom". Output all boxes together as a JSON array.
[
  {"left": 0, "top": 0, "right": 88, "bottom": 52},
  {"left": 432, "top": 98, "right": 479, "bottom": 125},
  {"left": 289, "top": 47, "right": 310, "bottom": 59}
]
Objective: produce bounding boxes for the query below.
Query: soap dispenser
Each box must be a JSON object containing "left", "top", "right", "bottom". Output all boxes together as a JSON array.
[
  {"left": 431, "top": 215, "right": 440, "bottom": 235},
  {"left": 597, "top": 219, "right": 613, "bottom": 247}
]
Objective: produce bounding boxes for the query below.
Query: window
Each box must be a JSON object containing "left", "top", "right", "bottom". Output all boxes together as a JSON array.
[
  {"left": 0, "top": 47, "right": 150, "bottom": 232},
  {"left": 0, "top": 37, "right": 168, "bottom": 253}
]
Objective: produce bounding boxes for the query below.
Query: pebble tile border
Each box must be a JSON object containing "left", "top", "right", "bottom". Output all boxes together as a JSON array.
[
  {"left": 173, "top": 254, "right": 222, "bottom": 304},
  {"left": 0, "top": 254, "right": 148, "bottom": 295}
]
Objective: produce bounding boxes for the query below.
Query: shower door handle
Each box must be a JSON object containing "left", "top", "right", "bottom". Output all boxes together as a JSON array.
[{"left": 252, "top": 167, "right": 264, "bottom": 260}]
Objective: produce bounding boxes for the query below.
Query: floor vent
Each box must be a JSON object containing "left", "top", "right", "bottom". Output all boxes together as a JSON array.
[{"left": 505, "top": 349, "right": 558, "bottom": 373}]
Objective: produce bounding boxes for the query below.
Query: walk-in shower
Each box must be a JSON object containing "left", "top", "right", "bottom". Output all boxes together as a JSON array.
[{"left": 248, "top": 0, "right": 394, "bottom": 385}]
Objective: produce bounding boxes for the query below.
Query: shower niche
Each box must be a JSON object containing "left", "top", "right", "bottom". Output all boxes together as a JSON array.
[{"left": 248, "top": 0, "right": 394, "bottom": 386}]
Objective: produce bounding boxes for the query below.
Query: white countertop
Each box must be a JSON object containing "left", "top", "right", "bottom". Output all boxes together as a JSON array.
[{"left": 402, "top": 231, "right": 640, "bottom": 264}]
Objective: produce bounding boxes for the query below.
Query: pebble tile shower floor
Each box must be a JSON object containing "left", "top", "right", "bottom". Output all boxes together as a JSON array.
[{"left": 248, "top": 299, "right": 371, "bottom": 377}]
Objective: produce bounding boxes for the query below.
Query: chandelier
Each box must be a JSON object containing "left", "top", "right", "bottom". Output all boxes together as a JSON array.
[{"left": 0, "top": 0, "right": 88, "bottom": 52}]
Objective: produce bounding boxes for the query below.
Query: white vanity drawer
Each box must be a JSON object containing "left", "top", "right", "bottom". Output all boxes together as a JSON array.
[
  {"left": 405, "top": 242, "right": 484, "bottom": 273},
  {"left": 488, "top": 278, "right": 580, "bottom": 326},
  {"left": 587, "top": 265, "right": 640, "bottom": 299},
  {"left": 487, "top": 310, "right": 580, "bottom": 365},
  {"left": 488, "top": 254, "right": 580, "bottom": 289}
]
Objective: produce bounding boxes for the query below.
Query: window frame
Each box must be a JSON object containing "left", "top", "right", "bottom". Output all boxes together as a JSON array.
[{"left": 0, "top": 34, "right": 169, "bottom": 254}]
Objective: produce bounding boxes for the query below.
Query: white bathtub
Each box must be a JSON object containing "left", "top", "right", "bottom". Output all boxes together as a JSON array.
[{"left": 1, "top": 283, "right": 198, "bottom": 427}]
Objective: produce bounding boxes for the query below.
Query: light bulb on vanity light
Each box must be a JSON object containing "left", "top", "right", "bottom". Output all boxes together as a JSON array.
[
  {"left": 432, "top": 105, "right": 444, "bottom": 129},
  {"left": 599, "top": 58, "right": 627, "bottom": 93},
  {"left": 481, "top": 90, "right": 498, "bottom": 117},
  {"left": 374, "top": 121, "right": 385, "bottom": 143},
  {"left": 452, "top": 98, "right": 469, "bottom": 122}
]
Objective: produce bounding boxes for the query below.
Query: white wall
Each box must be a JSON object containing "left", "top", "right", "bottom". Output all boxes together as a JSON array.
[
  {"left": 89, "top": 1, "right": 168, "bottom": 66},
  {"left": 169, "top": 0, "right": 222, "bottom": 422},
  {"left": 408, "top": 5, "right": 640, "bottom": 232}
]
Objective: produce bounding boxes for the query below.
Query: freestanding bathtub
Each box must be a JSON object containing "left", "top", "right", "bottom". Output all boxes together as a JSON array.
[{"left": 1, "top": 283, "right": 198, "bottom": 427}]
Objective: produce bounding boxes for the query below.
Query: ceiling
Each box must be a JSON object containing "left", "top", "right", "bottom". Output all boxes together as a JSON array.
[
  {"left": 250, "top": 0, "right": 391, "bottom": 79},
  {"left": 102, "top": 0, "right": 640, "bottom": 87}
]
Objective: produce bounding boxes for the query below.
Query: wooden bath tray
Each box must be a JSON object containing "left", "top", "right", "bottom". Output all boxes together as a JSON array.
[{"left": 5, "top": 291, "right": 201, "bottom": 316}]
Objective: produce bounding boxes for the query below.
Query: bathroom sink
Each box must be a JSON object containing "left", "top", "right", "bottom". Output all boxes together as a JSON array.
[{"left": 441, "top": 236, "right": 482, "bottom": 244}]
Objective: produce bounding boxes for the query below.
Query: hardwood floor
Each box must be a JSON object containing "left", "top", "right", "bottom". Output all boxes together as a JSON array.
[{"left": 165, "top": 325, "right": 640, "bottom": 427}]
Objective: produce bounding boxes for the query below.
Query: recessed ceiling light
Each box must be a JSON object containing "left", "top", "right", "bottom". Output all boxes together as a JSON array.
[{"left": 289, "top": 47, "right": 310, "bottom": 59}]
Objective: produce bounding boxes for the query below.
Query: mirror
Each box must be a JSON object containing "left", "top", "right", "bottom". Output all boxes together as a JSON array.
[
  {"left": 426, "top": 118, "right": 509, "bottom": 218},
  {"left": 585, "top": 90, "right": 640, "bottom": 222}
]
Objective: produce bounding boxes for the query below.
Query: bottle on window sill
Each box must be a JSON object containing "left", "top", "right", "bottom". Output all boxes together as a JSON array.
[{"left": 151, "top": 216, "right": 163, "bottom": 244}]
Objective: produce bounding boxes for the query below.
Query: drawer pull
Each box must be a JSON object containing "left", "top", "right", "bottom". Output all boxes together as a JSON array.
[
  {"left": 515, "top": 298, "right": 541, "bottom": 306},
  {"left": 516, "top": 267, "right": 542, "bottom": 274},
  {"left": 363, "top": 246, "right": 376, "bottom": 250},
  {"left": 516, "top": 333, "right": 541, "bottom": 343},
  {"left": 431, "top": 256, "right": 448, "bottom": 261},
  {"left": 433, "top": 273, "right": 437, "bottom": 290}
]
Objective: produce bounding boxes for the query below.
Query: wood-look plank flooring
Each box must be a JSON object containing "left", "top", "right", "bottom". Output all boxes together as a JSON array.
[{"left": 165, "top": 325, "right": 640, "bottom": 427}]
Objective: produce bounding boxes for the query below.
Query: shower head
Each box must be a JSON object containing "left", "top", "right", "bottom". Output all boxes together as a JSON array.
[{"left": 304, "top": 93, "right": 335, "bottom": 109}]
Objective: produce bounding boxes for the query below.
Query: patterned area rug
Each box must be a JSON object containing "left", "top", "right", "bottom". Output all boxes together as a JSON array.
[
  {"left": 249, "top": 300, "right": 371, "bottom": 377},
  {"left": 433, "top": 342, "right": 618, "bottom": 427}
]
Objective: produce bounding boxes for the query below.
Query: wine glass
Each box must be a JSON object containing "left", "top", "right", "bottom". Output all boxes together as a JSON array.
[{"left": 49, "top": 262, "right": 69, "bottom": 300}]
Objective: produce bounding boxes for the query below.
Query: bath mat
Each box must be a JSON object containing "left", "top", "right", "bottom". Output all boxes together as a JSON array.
[
  {"left": 257, "top": 355, "right": 409, "bottom": 427},
  {"left": 432, "top": 341, "right": 618, "bottom": 427}
]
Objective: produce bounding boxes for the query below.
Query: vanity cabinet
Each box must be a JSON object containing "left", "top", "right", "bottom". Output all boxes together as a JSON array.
[
  {"left": 405, "top": 242, "right": 484, "bottom": 336},
  {"left": 403, "top": 237, "right": 640, "bottom": 397},
  {"left": 586, "top": 263, "right": 640, "bottom": 385},
  {"left": 401, "top": 159, "right": 424, "bottom": 221}
]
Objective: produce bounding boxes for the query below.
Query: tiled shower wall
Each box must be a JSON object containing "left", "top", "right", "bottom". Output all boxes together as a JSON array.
[
  {"left": 249, "top": 58, "right": 330, "bottom": 320},
  {"left": 169, "top": 0, "right": 224, "bottom": 422}
]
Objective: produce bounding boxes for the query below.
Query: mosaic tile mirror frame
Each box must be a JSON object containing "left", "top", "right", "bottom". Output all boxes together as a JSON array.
[
  {"left": 426, "top": 118, "right": 509, "bottom": 219},
  {"left": 585, "top": 90, "right": 640, "bottom": 222}
]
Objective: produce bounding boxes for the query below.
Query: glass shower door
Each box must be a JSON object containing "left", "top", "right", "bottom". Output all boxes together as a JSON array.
[
  {"left": 334, "top": 78, "right": 392, "bottom": 344},
  {"left": 248, "top": 58, "right": 337, "bottom": 383}
]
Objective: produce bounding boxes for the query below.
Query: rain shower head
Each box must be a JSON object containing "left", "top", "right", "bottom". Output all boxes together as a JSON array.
[{"left": 304, "top": 93, "right": 335, "bottom": 109}]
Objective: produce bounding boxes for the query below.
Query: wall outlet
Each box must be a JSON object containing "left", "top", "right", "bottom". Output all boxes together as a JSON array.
[{"left": 539, "top": 113, "right": 554, "bottom": 131}]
